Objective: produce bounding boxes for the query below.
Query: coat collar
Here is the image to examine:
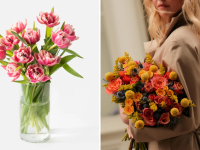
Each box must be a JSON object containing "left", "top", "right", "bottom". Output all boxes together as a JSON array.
[{"left": 143, "top": 10, "right": 187, "bottom": 53}]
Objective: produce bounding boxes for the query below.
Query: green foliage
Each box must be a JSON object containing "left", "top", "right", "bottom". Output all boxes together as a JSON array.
[
  {"left": 45, "top": 27, "right": 53, "bottom": 38},
  {"left": 0, "top": 60, "right": 8, "bottom": 66},
  {"left": 14, "top": 80, "right": 30, "bottom": 84},
  {"left": 49, "top": 55, "right": 76, "bottom": 75},
  {"left": 61, "top": 48, "right": 83, "bottom": 58},
  {"left": 61, "top": 21, "right": 65, "bottom": 30},
  {"left": 11, "top": 31, "right": 28, "bottom": 46},
  {"left": 63, "top": 64, "right": 83, "bottom": 78}
]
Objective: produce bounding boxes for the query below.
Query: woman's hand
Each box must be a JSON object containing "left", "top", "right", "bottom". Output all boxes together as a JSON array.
[
  {"left": 119, "top": 104, "right": 129, "bottom": 125},
  {"left": 127, "top": 124, "right": 133, "bottom": 138}
]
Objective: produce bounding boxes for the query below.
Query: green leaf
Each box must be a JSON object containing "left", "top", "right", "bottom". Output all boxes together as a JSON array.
[
  {"left": 11, "top": 31, "right": 28, "bottom": 46},
  {"left": 6, "top": 51, "right": 13, "bottom": 56},
  {"left": 0, "top": 60, "right": 8, "bottom": 66},
  {"left": 49, "top": 55, "right": 76, "bottom": 75},
  {"left": 51, "top": 7, "right": 54, "bottom": 11},
  {"left": 48, "top": 48, "right": 58, "bottom": 55},
  {"left": 15, "top": 66, "right": 22, "bottom": 72},
  {"left": 14, "top": 80, "right": 30, "bottom": 84},
  {"left": 61, "top": 21, "right": 65, "bottom": 30},
  {"left": 63, "top": 64, "right": 83, "bottom": 78},
  {"left": 14, "top": 44, "right": 19, "bottom": 50},
  {"left": 0, "top": 34, "right": 3, "bottom": 38},
  {"left": 61, "top": 48, "right": 83, "bottom": 58},
  {"left": 45, "top": 27, "right": 53, "bottom": 38}
]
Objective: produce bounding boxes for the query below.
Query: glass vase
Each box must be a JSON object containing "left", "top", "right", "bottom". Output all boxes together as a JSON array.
[{"left": 20, "top": 82, "right": 50, "bottom": 143}]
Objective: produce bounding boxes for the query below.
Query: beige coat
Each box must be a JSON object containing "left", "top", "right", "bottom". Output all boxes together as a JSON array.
[{"left": 129, "top": 11, "right": 200, "bottom": 150}]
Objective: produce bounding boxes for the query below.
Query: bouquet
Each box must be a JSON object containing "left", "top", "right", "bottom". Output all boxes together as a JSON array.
[
  {"left": 0, "top": 7, "right": 83, "bottom": 142},
  {"left": 102, "top": 52, "right": 195, "bottom": 150}
]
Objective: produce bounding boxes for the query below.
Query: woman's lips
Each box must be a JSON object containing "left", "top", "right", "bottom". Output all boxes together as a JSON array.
[{"left": 158, "top": 4, "right": 169, "bottom": 8}]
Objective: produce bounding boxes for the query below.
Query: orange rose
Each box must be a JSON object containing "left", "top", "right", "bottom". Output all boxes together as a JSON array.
[
  {"left": 125, "top": 99, "right": 134, "bottom": 106},
  {"left": 156, "top": 88, "right": 166, "bottom": 96},
  {"left": 106, "top": 77, "right": 122, "bottom": 95},
  {"left": 133, "top": 92, "right": 143, "bottom": 102},
  {"left": 167, "top": 90, "right": 174, "bottom": 98},
  {"left": 139, "top": 69, "right": 146, "bottom": 77},
  {"left": 151, "top": 76, "right": 168, "bottom": 90},
  {"left": 124, "top": 105, "right": 134, "bottom": 115}
]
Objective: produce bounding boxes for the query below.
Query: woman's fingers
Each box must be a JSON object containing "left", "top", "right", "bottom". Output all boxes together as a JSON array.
[{"left": 127, "top": 125, "right": 133, "bottom": 138}]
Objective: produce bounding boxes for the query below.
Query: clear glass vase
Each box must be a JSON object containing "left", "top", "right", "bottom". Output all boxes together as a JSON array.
[{"left": 20, "top": 82, "right": 50, "bottom": 143}]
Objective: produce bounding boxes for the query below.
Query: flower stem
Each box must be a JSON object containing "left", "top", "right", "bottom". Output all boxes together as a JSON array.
[{"left": 47, "top": 44, "right": 57, "bottom": 51}]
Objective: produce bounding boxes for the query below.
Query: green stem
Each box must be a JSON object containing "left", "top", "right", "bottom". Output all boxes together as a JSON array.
[{"left": 47, "top": 44, "right": 57, "bottom": 51}]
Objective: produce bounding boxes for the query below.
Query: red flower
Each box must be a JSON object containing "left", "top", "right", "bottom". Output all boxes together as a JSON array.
[
  {"left": 158, "top": 112, "right": 170, "bottom": 125},
  {"left": 120, "top": 71, "right": 126, "bottom": 78},
  {"left": 164, "top": 106, "right": 171, "bottom": 112},
  {"left": 148, "top": 94, "right": 155, "bottom": 100},
  {"left": 172, "top": 103, "right": 183, "bottom": 116},
  {"left": 154, "top": 96, "right": 171, "bottom": 106},
  {"left": 143, "top": 62, "right": 151, "bottom": 71},
  {"left": 140, "top": 108, "right": 156, "bottom": 126},
  {"left": 144, "top": 82, "right": 153, "bottom": 93},
  {"left": 122, "top": 75, "right": 131, "bottom": 84},
  {"left": 130, "top": 75, "right": 140, "bottom": 85},
  {"left": 164, "top": 71, "right": 171, "bottom": 80},
  {"left": 172, "top": 81, "right": 183, "bottom": 94}
]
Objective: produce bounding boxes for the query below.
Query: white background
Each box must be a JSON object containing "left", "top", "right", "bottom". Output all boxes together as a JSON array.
[{"left": 0, "top": 0, "right": 100, "bottom": 150}]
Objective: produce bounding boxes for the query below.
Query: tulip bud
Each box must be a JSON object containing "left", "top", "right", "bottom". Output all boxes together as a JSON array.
[{"left": 0, "top": 44, "right": 6, "bottom": 60}]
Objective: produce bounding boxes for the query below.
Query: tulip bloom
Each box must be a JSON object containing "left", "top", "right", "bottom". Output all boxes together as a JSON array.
[
  {"left": 63, "top": 24, "right": 79, "bottom": 42},
  {"left": 22, "top": 28, "right": 40, "bottom": 45},
  {"left": 11, "top": 19, "right": 27, "bottom": 33},
  {"left": 37, "top": 10, "right": 60, "bottom": 27},
  {"left": 11, "top": 45, "right": 34, "bottom": 64},
  {"left": 25, "top": 64, "right": 51, "bottom": 83},
  {"left": 51, "top": 30, "right": 71, "bottom": 49},
  {"left": 0, "top": 44, "right": 6, "bottom": 60},
  {"left": 34, "top": 50, "right": 61, "bottom": 66},
  {"left": 0, "top": 31, "right": 20, "bottom": 50},
  {"left": 2, "top": 63, "right": 21, "bottom": 81}
]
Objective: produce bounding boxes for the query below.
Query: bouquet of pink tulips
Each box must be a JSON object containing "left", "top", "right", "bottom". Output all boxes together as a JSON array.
[{"left": 0, "top": 7, "right": 83, "bottom": 139}]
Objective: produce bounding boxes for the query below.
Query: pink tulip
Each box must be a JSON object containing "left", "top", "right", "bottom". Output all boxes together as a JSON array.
[
  {"left": 2, "top": 62, "right": 21, "bottom": 81},
  {"left": 11, "top": 19, "right": 27, "bottom": 33},
  {"left": 0, "top": 44, "right": 6, "bottom": 60},
  {"left": 63, "top": 24, "right": 79, "bottom": 42},
  {"left": 51, "top": 30, "right": 71, "bottom": 49},
  {"left": 34, "top": 50, "right": 61, "bottom": 66},
  {"left": 25, "top": 64, "right": 51, "bottom": 83},
  {"left": 37, "top": 10, "right": 60, "bottom": 27},
  {"left": 11, "top": 45, "right": 34, "bottom": 64},
  {"left": 0, "top": 31, "right": 20, "bottom": 50},
  {"left": 22, "top": 28, "right": 40, "bottom": 44}
]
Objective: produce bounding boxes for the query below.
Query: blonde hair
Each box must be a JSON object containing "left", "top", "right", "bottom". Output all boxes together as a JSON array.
[{"left": 143, "top": 0, "right": 200, "bottom": 48}]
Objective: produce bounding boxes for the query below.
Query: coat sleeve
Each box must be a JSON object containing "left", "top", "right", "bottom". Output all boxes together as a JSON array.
[{"left": 129, "top": 37, "right": 200, "bottom": 142}]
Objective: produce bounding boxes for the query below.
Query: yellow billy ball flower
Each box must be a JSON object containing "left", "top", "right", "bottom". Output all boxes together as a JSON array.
[
  {"left": 125, "top": 90, "right": 135, "bottom": 99},
  {"left": 170, "top": 108, "right": 179, "bottom": 116},
  {"left": 169, "top": 71, "right": 177, "bottom": 80},
  {"left": 135, "top": 120, "right": 145, "bottom": 129},
  {"left": 141, "top": 73, "right": 149, "bottom": 81},
  {"left": 181, "top": 98, "right": 190, "bottom": 107},
  {"left": 118, "top": 56, "right": 126, "bottom": 64},
  {"left": 105, "top": 72, "right": 114, "bottom": 81},
  {"left": 128, "top": 61, "right": 136, "bottom": 67},
  {"left": 150, "top": 104, "right": 158, "bottom": 112},
  {"left": 150, "top": 65, "right": 158, "bottom": 73}
]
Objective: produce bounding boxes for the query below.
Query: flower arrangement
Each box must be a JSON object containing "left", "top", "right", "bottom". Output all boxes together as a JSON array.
[
  {"left": 0, "top": 7, "right": 83, "bottom": 142},
  {"left": 103, "top": 52, "right": 195, "bottom": 150}
]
